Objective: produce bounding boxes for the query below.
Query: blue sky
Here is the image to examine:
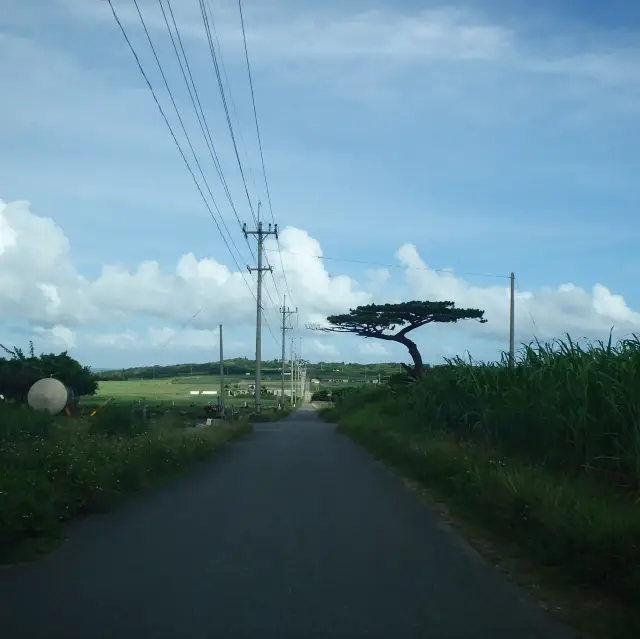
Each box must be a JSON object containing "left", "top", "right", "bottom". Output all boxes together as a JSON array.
[{"left": 1, "top": 0, "right": 639, "bottom": 369}]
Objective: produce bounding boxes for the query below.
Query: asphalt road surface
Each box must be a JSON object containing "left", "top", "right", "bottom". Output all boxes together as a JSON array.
[{"left": 0, "top": 406, "right": 576, "bottom": 639}]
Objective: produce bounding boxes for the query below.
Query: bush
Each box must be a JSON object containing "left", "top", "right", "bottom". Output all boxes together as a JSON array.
[
  {"left": 0, "top": 403, "right": 54, "bottom": 442},
  {"left": 386, "top": 372, "right": 417, "bottom": 390},
  {"left": 330, "top": 387, "right": 362, "bottom": 403},
  {"left": 338, "top": 334, "right": 640, "bottom": 491},
  {"left": 0, "top": 344, "right": 97, "bottom": 404},
  {"left": 89, "top": 404, "right": 148, "bottom": 437}
]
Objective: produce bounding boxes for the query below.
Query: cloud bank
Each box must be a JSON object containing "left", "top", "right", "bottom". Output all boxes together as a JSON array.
[{"left": 1, "top": 197, "right": 638, "bottom": 363}]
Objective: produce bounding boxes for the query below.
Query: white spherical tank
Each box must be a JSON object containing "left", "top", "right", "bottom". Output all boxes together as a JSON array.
[{"left": 27, "top": 378, "right": 68, "bottom": 415}]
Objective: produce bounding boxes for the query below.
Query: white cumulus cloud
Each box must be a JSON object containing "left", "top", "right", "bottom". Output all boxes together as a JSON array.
[
  {"left": 0, "top": 198, "right": 369, "bottom": 332},
  {"left": 308, "top": 339, "right": 339, "bottom": 358},
  {"left": 35, "top": 325, "right": 76, "bottom": 349},
  {"left": 1, "top": 198, "right": 639, "bottom": 363},
  {"left": 396, "top": 243, "right": 640, "bottom": 342},
  {"left": 359, "top": 341, "right": 391, "bottom": 357}
]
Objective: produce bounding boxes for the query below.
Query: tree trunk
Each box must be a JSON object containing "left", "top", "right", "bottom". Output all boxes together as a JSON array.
[{"left": 395, "top": 336, "right": 425, "bottom": 378}]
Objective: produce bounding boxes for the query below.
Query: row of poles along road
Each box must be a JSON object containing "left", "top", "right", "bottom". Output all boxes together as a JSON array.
[
  {"left": 212, "top": 218, "right": 307, "bottom": 414},
  {"left": 216, "top": 320, "right": 307, "bottom": 414}
]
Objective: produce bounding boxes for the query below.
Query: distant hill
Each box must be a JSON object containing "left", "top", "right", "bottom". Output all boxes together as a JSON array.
[{"left": 94, "top": 358, "right": 404, "bottom": 382}]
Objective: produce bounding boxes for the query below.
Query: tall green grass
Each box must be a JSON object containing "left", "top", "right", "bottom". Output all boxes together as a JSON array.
[
  {"left": 326, "top": 335, "right": 640, "bottom": 636},
  {"left": 354, "top": 334, "right": 640, "bottom": 491}
]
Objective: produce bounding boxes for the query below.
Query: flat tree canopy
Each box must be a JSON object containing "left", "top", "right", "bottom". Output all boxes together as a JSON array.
[{"left": 318, "top": 301, "right": 486, "bottom": 378}]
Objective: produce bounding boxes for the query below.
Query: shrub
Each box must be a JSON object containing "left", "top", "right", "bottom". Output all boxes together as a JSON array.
[
  {"left": 0, "top": 403, "right": 54, "bottom": 442},
  {"left": 89, "top": 404, "right": 148, "bottom": 437},
  {"left": 333, "top": 334, "right": 640, "bottom": 491}
]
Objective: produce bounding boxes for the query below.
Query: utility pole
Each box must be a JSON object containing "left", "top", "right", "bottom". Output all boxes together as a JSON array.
[
  {"left": 244, "top": 211, "right": 278, "bottom": 413},
  {"left": 219, "top": 324, "right": 224, "bottom": 414},
  {"left": 280, "top": 296, "right": 297, "bottom": 408},
  {"left": 290, "top": 336, "right": 296, "bottom": 405},
  {"left": 509, "top": 272, "right": 515, "bottom": 366},
  {"left": 295, "top": 337, "right": 304, "bottom": 402},
  {"left": 299, "top": 360, "right": 306, "bottom": 401}
]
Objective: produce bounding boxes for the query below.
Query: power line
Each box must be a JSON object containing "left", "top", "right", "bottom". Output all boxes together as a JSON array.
[
  {"left": 108, "top": 0, "right": 270, "bottom": 344},
  {"left": 125, "top": 0, "right": 250, "bottom": 277},
  {"left": 200, "top": 0, "right": 283, "bottom": 307},
  {"left": 108, "top": 0, "right": 280, "bottom": 349},
  {"left": 206, "top": 0, "right": 260, "bottom": 200},
  {"left": 263, "top": 248, "right": 511, "bottom": 280},
  {"left": 156, "top": 308, "right": 204, "bottom": 349},
  {"left": 160, "top": 0, "right": 255, "bottom": 263},
  {"left": 198, "top": 0, "right": 256, "bottom": 224},
  {"left": 156, "top": 306, "right": 279, "bottom": 354},
  {"left": 237, "top": 0, "right": 295, "bottom": 309},
  {"left": 160, "top": 0, "right": 277, "bottom": 318}
]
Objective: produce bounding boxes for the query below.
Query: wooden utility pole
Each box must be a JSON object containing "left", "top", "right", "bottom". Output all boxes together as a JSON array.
[
  {"left": 280, "top": 297, "right": 297, "bottom": 408},
  {"left": 219, "top": 324, "right": 224, "bottom": 414},
  {"left": 509, "top": 272, "right": 515, "bottom": 366},
  {"left": 290, "top": 336, "right": 296, "bottom": 405},
  {"left": 243, "top": 210, "right": 278, "bottom": 413}
]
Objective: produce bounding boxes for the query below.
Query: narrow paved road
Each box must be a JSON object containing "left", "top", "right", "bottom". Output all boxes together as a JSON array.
[{"left": 1, "top": 407, "right": 575, "bottom": 638}]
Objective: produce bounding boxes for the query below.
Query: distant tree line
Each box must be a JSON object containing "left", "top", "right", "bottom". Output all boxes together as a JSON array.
[
  {"left": 95, "top": 357, "right": 285, "bottom": 381},
  {"left": 95, "top": 358, "right": 405, "bottom": 382}
]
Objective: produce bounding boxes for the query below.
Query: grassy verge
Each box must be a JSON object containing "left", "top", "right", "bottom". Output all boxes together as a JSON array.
[
  {"left": 322, "top": 402, "right": 640, "bottom": 639},
  {"left": 0, "top": 403, "right": 251, "bottom": 563}
]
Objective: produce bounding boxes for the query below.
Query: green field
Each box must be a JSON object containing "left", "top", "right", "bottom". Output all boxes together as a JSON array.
[{"left": 89, "top": 376, "right": 283, "bottom": 408}]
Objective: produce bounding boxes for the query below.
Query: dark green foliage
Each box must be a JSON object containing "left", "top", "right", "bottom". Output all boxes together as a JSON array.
[
  {"left": 0, "top": 403, "right": 54, "bottom": 442},
  {"left": 89, "top": 405, "right": 149, "bottom": 437},
  {"left": 318, "top": 301, "right": 486, "bottom": 377},
  {"left": 311, "top": 389, "right": 331, "bottom": 401},
  {"left": 0, "top": 344, "right": 97, "bottom": 404},
  {"left": 331, "top": 387, "right": 365, "bottom": 403},
  {"left": 324, "top": 301, "right": 486, "bottom": 335},
  {"left": 386, "top": 372, "right": 416, "bottom": 389}
]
